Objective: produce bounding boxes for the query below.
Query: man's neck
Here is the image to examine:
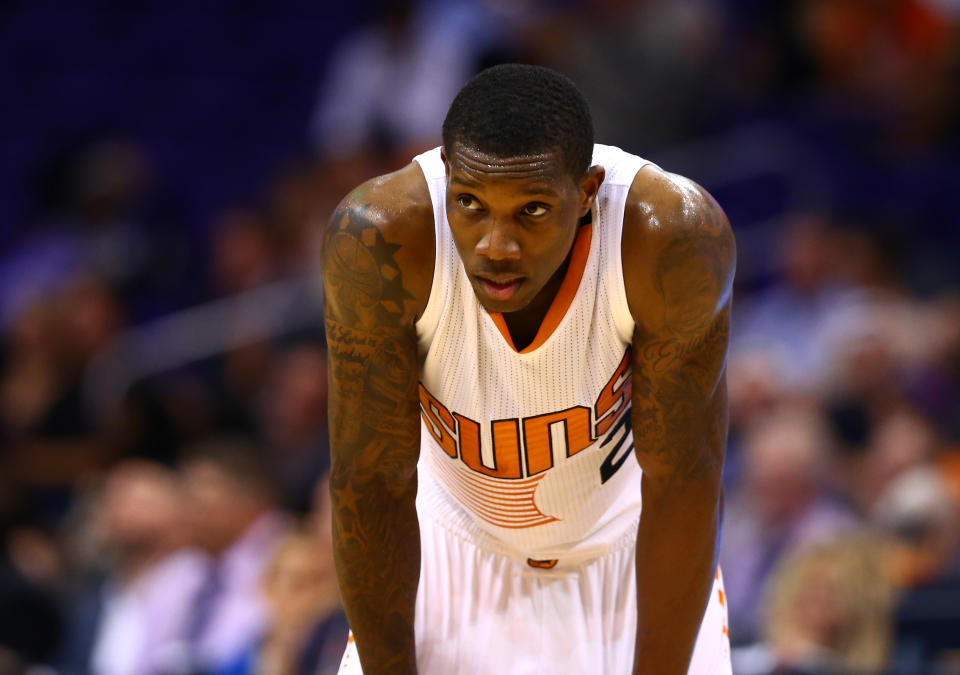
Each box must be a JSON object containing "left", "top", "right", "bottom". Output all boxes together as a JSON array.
[{"left": 501, "top": 252, "right": 572, "bottom": 351}]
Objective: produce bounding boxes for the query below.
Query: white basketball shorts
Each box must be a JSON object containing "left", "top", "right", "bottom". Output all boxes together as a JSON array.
[{"left": 338, "top": 507, "right": 731, "bottom": 674}]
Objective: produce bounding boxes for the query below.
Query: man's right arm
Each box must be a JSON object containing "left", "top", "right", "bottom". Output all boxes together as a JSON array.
[{"left": 321, "top": 171, "right": 431, "bottom": 674}]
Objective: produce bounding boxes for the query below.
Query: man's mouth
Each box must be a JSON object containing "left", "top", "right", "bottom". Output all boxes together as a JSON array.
[{"left": 476, "top": 275, "right": 524, "bottom": 301}]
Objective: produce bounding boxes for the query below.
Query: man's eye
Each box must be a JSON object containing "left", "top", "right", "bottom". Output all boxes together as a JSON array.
[
  {"left": 457, "top": 195, "right": 481, "bottom": 210},
  {"left": 522, "top": 204, "right": 549, "bottom": 217}
]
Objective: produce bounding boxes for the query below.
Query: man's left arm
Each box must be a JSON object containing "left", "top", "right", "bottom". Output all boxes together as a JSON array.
[{"left": 624, "top": 172, "right": 735, "bottom": 674}]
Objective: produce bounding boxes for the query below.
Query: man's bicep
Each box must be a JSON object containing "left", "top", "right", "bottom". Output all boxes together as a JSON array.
[
  {"left": 322, "top": 198, "right": 417, "bottom": 328},
  {"left": 627, "top": 188, "right": 735, "bottom": 481},
  {"left": 630, "top": 308, "right": 730, "bottom": 479},
  {"left": 633, "top": 307, "right": 730, "bottom": 391},
  {"left": 321, "top": 199, "right": 422, "bottom": 485}
]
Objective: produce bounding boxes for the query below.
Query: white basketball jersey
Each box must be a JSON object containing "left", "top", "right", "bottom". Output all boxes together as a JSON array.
[{"left": 413, "top": 144, "right": 652, "bottom": 562}]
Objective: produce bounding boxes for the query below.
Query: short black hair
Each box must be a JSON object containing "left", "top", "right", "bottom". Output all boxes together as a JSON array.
[{"left": 442, "top": 64, "right": 594, "bottom": 180}]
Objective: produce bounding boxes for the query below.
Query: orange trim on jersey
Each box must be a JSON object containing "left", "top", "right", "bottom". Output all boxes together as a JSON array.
[
  {"left": 444, "top": 478, "right": 556, "bottom": 528},
  {"left": 431, "top": 453, "right": 558, "bottom": 529},
  {"left": 488, "top": 222, "right": 593, "bottom": 354},
  {"left": 527, "top": 558, "right": 558, "bottom": 569}
]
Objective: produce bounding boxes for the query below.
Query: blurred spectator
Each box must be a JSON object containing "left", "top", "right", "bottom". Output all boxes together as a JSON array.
[
  {"left": 731, "top": 216, "right": 867, "bottom": 391},
  {"left": 159, "top": 437, "right": 291, "bottom": 674},
  {"left": 725, "top": 349, "right": 796, "bottom": 486},
  {"left": 1, "top": 276, "right": 124, "bottom": 521},
  {"left": 0, "top": 530, "right": 63, "bottom": 672},
  {"left": 256, "top": 342, "right": 330, "bottom": 512},
  {"left": 56, "top": 460, "right": 204, "bottom": 675},
  {"left": 0, "top": 139, "right": 188, "bottom": 327},
  {"left": 541, "top": 0, "right": 727, "bottom": 152},
  {"left": 312, "top": 2, "right": 458, "bottom": 162},
  {"left": 209, "top": 208, "right": 279, "bottom": 297},
  {"left": 734, "top": 536, "right": 895, "bottom": 674},
  {"left": 875, "top": 466, "right": 960, "bottom": 669},
  {"left": 721, "top": 404, "right": 859, "bottom": 643},
  {"left": 310, "top": 0, "right": 518, "bottom": 165},
  {"left": 1, "top": 299, "right": 63, "bottom": 440},
  {"left": 835, "top": 405, "right": 939, "bottom": 518},
  {"left": 219, "top": 529, "right": 346, "bottom": 675},
  {"left": 265, "top": 158, "right": 327, "bottom": 277}
]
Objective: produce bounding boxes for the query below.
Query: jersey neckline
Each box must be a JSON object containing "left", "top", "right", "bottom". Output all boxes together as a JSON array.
[{"left": 487, "top": 217, "right": 594, "bottom": 354}]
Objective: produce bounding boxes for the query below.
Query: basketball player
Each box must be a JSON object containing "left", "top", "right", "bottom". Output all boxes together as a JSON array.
[{"left": 322, "top": 64, "right": 735, "bottom": 674}]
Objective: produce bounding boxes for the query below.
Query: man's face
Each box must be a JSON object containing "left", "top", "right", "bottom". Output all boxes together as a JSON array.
[{"left": 443, "top": 143, "right": 603, "bottom": 314}]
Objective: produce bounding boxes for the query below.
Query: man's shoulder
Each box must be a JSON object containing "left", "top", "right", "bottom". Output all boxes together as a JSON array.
[
  {"left": 329, "top": 162, "right": 435, "bottom": 245},
  {"left": 622, "top": 164, "right": 730, "bottom": 248},
  {"left": 620, "top": 164, "right": 736, "bottom": 327},
  {"left": 322, "top": 162, "right": 435, "bottom": 325}
]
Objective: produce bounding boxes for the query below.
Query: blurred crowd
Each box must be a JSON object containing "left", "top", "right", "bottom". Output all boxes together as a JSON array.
[{"left": 1, "top": 0, "right": 959, "bottom": 674}]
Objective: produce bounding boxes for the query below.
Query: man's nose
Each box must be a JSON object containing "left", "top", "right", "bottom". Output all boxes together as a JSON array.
[{"left": 476, "top": 221, "right": 521, "bottom": 261}]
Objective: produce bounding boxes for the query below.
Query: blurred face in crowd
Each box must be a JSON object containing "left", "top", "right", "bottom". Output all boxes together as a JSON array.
[
  {"left": 787, "top": 557, "right": 847, "bottom": 648},
  {"left": 262, "top": 534, "right": 337, "bottom": 633},
  {"left": 260, "top": 345, "right": 328, "bottom": 446},
  {"left": 56, "top": 276, "right": 122, "bottom": 364},
  {"left": 73, "top": 139, "right": 151, "bottom": 221},
  {"left": 744, "top": 410, "right": 826, "bottom": 525},
  {"left": 442, "top": 143, "right": 603, "bottom": 314},
  {"left": 211, "top": 208, "right": 276, "bottom": 293},
  {"left": 861, "top": 408, "right": 937, "bottom": 511},
  {"left": 181, "top": 458, "right": 267, "bottom": 555},
  {"left": 100, "top": 461, "right": 186, "bottom": 557},
  {"left": 8, "top": 301, "right": 57, "bottom": 356},
  {"left": 778, "top": 218, "right": 834, "bottom": 295},
  {"left": 767, "top": 540, "right": 893, "bottom": 671}
]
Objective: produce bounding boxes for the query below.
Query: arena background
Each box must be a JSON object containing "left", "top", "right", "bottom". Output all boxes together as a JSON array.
[{"left": 0, "top": 1, "right": 958, "bottom": 673}]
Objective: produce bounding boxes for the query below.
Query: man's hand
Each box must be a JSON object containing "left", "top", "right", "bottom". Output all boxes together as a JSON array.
[{"left": 623, "top": 167, "right": 735, "bottom": 673}]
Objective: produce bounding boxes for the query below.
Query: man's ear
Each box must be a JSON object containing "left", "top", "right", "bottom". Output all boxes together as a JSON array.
[{"left": 579, "top": 165, "right": 605, "bottom": 216}]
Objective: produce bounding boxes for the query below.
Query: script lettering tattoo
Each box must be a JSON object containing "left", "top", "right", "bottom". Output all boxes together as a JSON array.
[
  {"left": 322, "top": 202, "right": 421, "bottom": 673},
  {"left": 632, "top": 198, "right": 734, "bottom": 482}
]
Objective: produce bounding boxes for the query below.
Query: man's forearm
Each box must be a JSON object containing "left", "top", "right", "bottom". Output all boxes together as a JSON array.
[
  {"left": 332, "top": 465, "right": 420, "bottom": 673},
  {"left": 629, "top": 313, "right": 731, "bottom": 673},
  {"left": 633, "top": 473, "right": 722, "bottom": 674},
  {"left": 630, "top": 369, "right": 727, "bottom": 675},
  {"left": 325, "top": 317, "right": 423, "bottom": 673}
]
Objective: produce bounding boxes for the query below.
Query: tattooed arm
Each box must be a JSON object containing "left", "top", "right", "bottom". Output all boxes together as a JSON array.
[
  {"left": 622, "top": 167, "right": 736, "bottom": 674},
  {"left": 321, "top": 165, "right": 434, "bottom": 674}
]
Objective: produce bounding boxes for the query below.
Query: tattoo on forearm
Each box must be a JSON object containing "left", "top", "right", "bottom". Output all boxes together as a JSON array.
[{"left": 322, "top": 202, "right": 421, "bottom": 672}]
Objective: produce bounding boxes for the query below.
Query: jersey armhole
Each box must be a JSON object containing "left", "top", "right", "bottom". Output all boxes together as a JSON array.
[
  {"left": 413, "top": 149, "right": 447, "bottom": 349},
  {"left": 609, "top": 159, "right": 656, "bottom": 344},
  {"left": 611, "top": 208, "right": 636, "bottom": 345}
]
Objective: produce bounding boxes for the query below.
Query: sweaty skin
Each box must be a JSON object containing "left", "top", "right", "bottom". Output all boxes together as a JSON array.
[{"left": 321, "top": 146, "right": 734, "bottom": 674}]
